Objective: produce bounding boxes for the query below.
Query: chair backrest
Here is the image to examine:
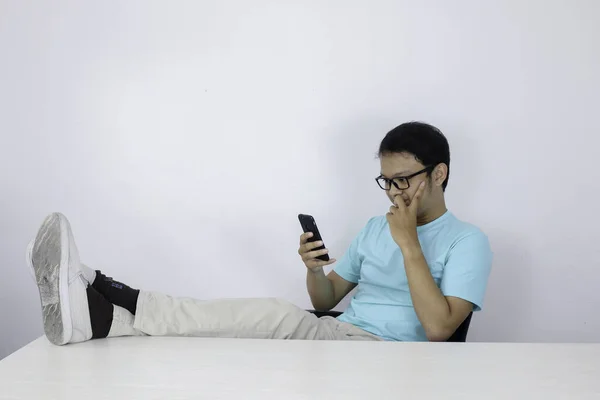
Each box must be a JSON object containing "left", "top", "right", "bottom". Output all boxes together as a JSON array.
[
  {"left": 446, "top": 312, "right": 473, "bottom": 342},
  {"left": 308, "top": 310, "right": 473, "bottom": 342},
  {"left": 310, "top": 310, "right": 342, "bottom": 319}
]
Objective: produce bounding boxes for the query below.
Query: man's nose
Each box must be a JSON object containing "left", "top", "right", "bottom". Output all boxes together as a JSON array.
[{"left": 388, "top": 186, "right": 403, "bottom": 198}]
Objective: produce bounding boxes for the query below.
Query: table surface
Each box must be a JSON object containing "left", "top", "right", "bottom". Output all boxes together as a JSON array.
[{"left": 1, "top": 337, "right": 599, "bottom": 400}]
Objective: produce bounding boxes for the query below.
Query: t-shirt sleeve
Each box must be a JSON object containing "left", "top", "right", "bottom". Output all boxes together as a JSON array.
[
  {"left": 440, "top": 231, "right": 493, "bottom": 311},
  {"left": 333, "top": 221, "right": 370, "bottom": 284}
]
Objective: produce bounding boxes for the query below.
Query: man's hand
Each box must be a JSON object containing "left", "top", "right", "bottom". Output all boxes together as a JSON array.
[
  {"left": 386, "top": 181, "right": 426, "bottom": 248},
  {"left": 298, "top": 232, "right": 336, "bottom": 272}
]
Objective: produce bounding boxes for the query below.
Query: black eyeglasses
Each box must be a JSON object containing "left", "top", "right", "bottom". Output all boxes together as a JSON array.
[{"left": 375, "top": 166, "right": 434, "bottom": 191}]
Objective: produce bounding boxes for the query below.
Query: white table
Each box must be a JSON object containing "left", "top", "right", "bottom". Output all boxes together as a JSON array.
[{"left": 1, "top": 337, "right": 599, "bottom": 399}]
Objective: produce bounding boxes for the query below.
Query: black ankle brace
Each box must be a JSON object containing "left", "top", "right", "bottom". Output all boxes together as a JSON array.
[
  {"left": 86, "top": 285, "right": 114, "bottom": 339},
  {"left": 92, "top": 271, "right": 140, "bottom": 315}
]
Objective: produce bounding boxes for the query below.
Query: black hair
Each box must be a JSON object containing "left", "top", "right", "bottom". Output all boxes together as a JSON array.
[{"left": 378, "top": 121, "right": 450, "bottom": 191}]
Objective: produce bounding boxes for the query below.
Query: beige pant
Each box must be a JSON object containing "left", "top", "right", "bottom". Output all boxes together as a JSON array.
[{"left": 110, "top": 291, "right": 382, "bottom": 341}]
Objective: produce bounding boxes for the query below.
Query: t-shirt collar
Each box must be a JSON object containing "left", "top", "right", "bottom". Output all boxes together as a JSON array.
[{"left": 416, "top": 210, "right": 451, "bottom": 233}]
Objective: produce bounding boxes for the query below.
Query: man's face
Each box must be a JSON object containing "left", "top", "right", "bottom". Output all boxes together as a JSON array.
[{"left": 378, "top": 152, "right": 434, "bottom": 213}]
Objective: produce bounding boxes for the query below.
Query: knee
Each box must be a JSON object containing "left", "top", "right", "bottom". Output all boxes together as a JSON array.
[{"left": 271, "top": 298, "right": 299, "bottom": 310}]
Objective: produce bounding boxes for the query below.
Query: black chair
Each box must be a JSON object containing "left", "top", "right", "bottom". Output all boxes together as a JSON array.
[{"left": 307, "top": 310, "right": 473, "bottom": 342}]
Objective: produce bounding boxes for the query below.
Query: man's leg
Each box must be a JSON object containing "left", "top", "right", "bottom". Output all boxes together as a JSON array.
[
  {"left": 29, "top": 213, "right": 379, "bottom": 344},
  {"left": 85, "top": 272, "right": 382, "bottom": 340},
  {"left": 135, "top": 292, "right": 334, "bottom": 339},
  {"left": 84, "top": 269, "right": 348, "bottom": 339}
]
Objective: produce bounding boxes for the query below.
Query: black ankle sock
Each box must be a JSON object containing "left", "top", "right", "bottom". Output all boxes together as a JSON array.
[
  {"left": 87, "top": 285, "right": 114, "bottom": 339},
  {"left": 92, "top": 271, "right": 140, "bottom": 315}
]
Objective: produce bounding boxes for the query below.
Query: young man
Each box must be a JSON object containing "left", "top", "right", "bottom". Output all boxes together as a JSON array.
[{"left": 27, "top": 122, "right": 492, "bottom": 345}]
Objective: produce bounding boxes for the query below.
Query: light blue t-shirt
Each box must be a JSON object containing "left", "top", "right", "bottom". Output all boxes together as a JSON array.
[{"left": 334, "top": 211, "right": 492, "bottom": 341}]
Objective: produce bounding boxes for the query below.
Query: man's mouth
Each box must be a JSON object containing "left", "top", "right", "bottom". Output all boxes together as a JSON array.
[{"left": 393, "top": 195, "right": 410, "bottom": 206}]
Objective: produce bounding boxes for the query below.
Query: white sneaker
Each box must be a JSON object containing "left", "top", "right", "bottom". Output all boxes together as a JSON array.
[
  {"left": 30, "top": 213, "right": 93, "bottom": 345},
  {"left": 26, "top": 239, "right": 35, "bottom": 282},
  {"left": 27, "top": 240, "right": 96, "bottom": 286}
]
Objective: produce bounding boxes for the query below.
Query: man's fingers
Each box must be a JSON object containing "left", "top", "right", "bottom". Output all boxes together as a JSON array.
[
  {"left": 393, "top": 194, "right": 411, "bottom": 209},
  {"left": 298, "top": 240, "right": 324, "bottom": 255},
  {"left": 299, "top": 232, "right": 313, "bottom": 245},
  {"left": 306, "top": 258, "right": 337, "bottom": 270},
  {"left": 306, "top": 240, "right": 324, "bottom": 251},
  {"left": 302, "top": 248, "right": 329, "bottom": 261},
  {"left": 301, "top": 248, "right": 329, "bottom": 261},
  {"left": 410, "top": 181, "right": 426, "bottom": 210}
]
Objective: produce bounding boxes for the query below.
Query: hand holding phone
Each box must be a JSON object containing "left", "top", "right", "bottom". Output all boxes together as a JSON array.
[{"left": 298, "top": 214, "right": 336, "bottom": 270}]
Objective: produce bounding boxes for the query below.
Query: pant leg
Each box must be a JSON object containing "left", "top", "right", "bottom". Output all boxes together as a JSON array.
[
  {"left": 108, "top": 305, "right": 146, "bottom": 338},
  {"left": 324, "top": 317, "right": 384, "bottom": 341},
  {"left": 132, "top": 291, "right": 376, "bottom": 340}
]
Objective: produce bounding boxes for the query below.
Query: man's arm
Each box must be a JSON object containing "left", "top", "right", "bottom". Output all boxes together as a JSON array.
[
  {"left": 298, "top": 230, "right": 362, "bottom": 312},
  {"left": 401, "top": 242, "right": 473, "bottom": 341},
  {"left": 306, "top": 269, "right": 356, "bottom": 311},
  {"left": 386, "top": 181, "right": 490, "bottom": 341}
]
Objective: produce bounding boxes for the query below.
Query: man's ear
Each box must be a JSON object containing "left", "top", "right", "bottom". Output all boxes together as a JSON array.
[{"left": 433, "top": 163, "right": 448, "bottom": 187}]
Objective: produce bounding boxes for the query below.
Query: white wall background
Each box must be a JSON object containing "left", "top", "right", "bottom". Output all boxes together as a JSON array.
[{"left": 1, "top": 0, "right": 599, "bottom": 359}]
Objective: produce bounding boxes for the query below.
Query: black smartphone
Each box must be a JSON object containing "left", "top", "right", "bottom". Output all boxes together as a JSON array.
[{"left": 298, "top": 214, "right": 329, "bottom": 261}]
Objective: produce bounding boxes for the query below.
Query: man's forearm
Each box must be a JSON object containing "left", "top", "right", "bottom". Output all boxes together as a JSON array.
[
  {"left": 306, "top": 267, "right": 335, "bottom": 311},
  {"left": 401, "top": 240, "right": 453, "bottom": 340}
]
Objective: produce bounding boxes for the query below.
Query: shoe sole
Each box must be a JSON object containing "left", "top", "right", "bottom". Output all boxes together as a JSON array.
[{"left": 31, "top": 213, "right": 72, "bottom": 345}]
